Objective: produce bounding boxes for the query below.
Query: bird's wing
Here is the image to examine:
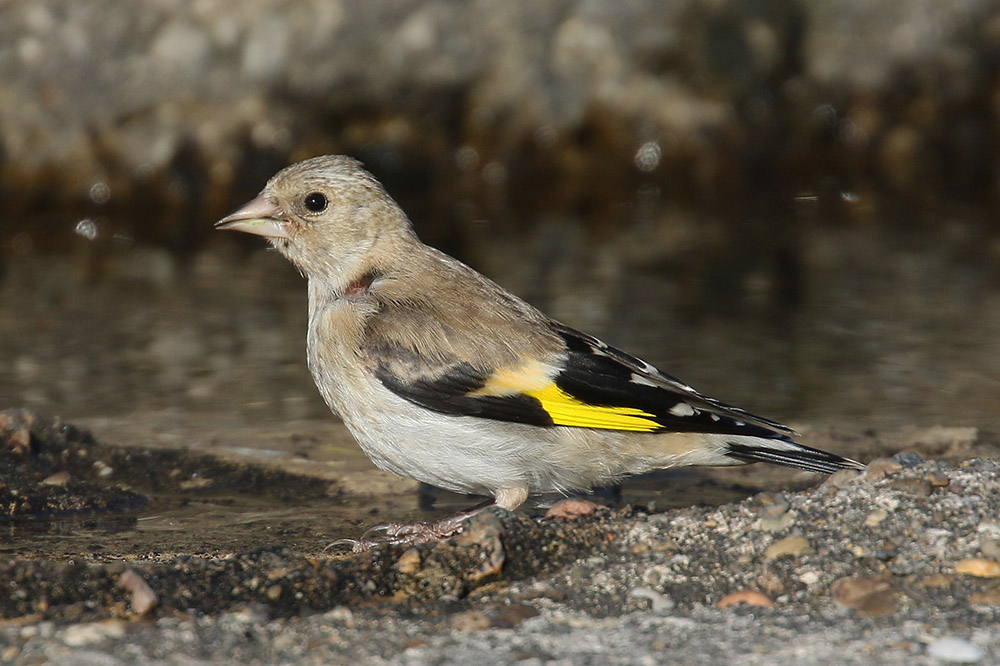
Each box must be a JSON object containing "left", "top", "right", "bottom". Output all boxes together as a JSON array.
[{"left": 373, "top": 320, "right": 797, "bottom": 440}]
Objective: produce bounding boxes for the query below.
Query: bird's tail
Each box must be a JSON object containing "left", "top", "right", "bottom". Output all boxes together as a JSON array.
[{"left": 725, "top": 437, "right": 865, "bottom": 474}]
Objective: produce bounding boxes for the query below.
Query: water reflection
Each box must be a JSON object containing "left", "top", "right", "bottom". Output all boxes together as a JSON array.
[{"left": 1, "top": 204, "right": 998, "bottom": 433}]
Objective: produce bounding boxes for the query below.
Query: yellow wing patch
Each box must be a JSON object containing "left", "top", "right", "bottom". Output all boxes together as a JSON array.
[
  {"left": 526, "top": 383, "right": 661, "bottom": 432},
  {"left": 470, "top": 359, "right": 661, "bottom": 432}
]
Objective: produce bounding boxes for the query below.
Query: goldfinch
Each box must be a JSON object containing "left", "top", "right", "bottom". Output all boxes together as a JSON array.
[{"left": 215, "top": 155, "right": 864, "bottom": 538}]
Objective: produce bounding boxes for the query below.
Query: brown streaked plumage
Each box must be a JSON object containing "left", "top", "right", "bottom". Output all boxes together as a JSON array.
[{"left": 215, "top": 155, "right": 865, "bottom": 549}]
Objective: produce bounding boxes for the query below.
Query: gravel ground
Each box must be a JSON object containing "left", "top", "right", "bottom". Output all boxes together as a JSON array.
[{"left": 2, "top": 410, "right": 999, "bottom": 664}]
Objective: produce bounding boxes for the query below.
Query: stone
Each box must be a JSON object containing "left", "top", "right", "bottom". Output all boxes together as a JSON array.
[
  {"left": 394, "top": 548, "right": 422, "bottom": 575},
  {"left": 630, "top": 587, "right": 674, "bottom": 613},
  {"left": 831, "top": 575, "right": 900, "bottom": 615},
  {"left": 866, "top": 458, "right": 903, "bottom": 481},
  {"left": 764, "top": 536, "right": 812, "bottom": 560},
  {"left": 887, "top": 477, "right": 933, "bottom": 496},
  {"left": 968, "top": 588, "right": 1000, "bottom": 605},
  {"left": 118, "top": 569, "right": 159, "bottom": 616},
  {"left": 449, "top": 609, "right": 490, "bottom": 632},
  {"left": 453, "top": 511, "right": 506, "bottom": 583},
  {"left": 490, "top": 603, "right": 540, "bottom": 628},
  {"left": 61, "top": 620, "right": 126, "bottom": 646},
  {"left": 926, "top": 637, "right": 985, "bottom": 663},
  {"left": 545, "top": 498, "right": 599, "bottom": 519},
  {"left": 955, "top": 558, "right": 1000, "bottom": 578},
  {"left": 40, "top": 471, "right": 71, "bottom": 487},
  {"left": 717, "top": 590, "right": 774, "bottom": 609}
]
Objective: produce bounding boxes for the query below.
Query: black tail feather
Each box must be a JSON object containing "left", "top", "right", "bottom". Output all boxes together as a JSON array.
[{"left": 726, "top": 441, "right": 866, "bottom": 475}]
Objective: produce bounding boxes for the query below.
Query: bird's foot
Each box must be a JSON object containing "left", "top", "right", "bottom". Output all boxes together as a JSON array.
[{"left": 326, "top": 501, "right": 495, "bottom": 553}]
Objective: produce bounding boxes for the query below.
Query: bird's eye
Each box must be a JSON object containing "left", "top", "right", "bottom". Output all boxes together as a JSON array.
[{"left": 304, "top": 192, "right": 328, "bottom": 213}]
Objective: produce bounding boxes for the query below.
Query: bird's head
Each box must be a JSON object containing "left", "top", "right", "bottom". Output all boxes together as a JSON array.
[{"left": 215, "top": 155, "right": 411, "bottom": 283}]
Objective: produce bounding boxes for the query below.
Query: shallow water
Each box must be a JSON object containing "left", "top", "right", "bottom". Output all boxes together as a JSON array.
[{"left": 4, "top": 209, "right": 997, "bottom": 429}]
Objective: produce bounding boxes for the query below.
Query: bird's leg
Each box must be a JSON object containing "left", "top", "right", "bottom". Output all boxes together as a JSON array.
[
  {"left": 328, "top": 485, "right": 529, "bottom": 553},
  {"left": 493, "top": 485, "right": 529, "bottom": 511}
]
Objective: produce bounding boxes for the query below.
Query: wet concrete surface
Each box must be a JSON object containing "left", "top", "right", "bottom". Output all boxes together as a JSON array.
[{"left": 2, "top": 409, "right": 1000, "bottom": 664}]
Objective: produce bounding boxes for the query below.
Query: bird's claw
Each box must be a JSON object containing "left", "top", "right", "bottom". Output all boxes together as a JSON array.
[
  {"left": 323, "top": 517, "right": 471, "bottom": 553},
  {"left": 323, "top": 537, "right": 362, "bottom": 553}
]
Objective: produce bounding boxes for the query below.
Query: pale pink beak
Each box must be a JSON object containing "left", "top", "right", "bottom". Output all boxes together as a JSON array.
[{"left": 214, "top": 195, "right": 290, "bottom": 239}]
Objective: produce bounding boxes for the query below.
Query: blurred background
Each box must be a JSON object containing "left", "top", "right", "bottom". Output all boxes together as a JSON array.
[{"left": 3, "top": 0, "right": 1000, "bottom": 440}]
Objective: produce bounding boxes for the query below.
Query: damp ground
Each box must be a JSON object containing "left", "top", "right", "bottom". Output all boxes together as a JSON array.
[{"left": 2, "top": 410, "right": 1000, "bottom": 665}]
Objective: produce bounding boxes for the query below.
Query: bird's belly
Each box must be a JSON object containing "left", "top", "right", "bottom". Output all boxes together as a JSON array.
[{"left": 337, "top": 387, "right": 546, "bottom": 496}]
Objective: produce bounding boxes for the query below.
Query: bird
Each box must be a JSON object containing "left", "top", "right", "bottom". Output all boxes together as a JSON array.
[{"left": 215, "top": 155, "right": 865, "bottom": 548}]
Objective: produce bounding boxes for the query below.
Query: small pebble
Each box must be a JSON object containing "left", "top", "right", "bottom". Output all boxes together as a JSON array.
[
  {"left": 630, "top": 586, "right": 674, "bottom": 613},
  {"left": 758, "top": 512, "right": 795, "bottom": 532},
  {"left": 917, "top": 574, "right": 954, "bottom": 588},
  {"left": 866, "top": 458, "right": 902, "bottom": 481},
  {"left": 449, "top": 609, "right": 490, "bottom": 631},
  {"left": 872, "top": 546, "right": 899, "bottom": 561},
  {"left": 797, "top": 571, "right": 821, "bottom": 586},
  {"left": 853, "top": 590, "right": 902, "bottom": 617},
  {"left": 491, "top": 603, "right": 540, "bottom": 628},
  {"left": 823, "top": 468, "right": 861, "bottom": 488},
  {"left": 545, "top": 498, "right": 599, "bottom": 519},
  {"left": 980, "top": 537, "right": 1000, "bottom": 560},
  {"left": 955, "top": 558, "right": 1000, "bottom": 578},
  {"left": 968, "top": 588, "right": 1000, "bottom": 605},
  {"left": 925, "top": 471, "right": 950, "bottom": 487},
  {"left": 888, "top": 477, "right": 933, "bottom": 496},
  {"left": 831, "top": 575, "right": 891, "bottom": 609},
  {"left": 754, "top": 491, "right": 789, "bottom": 511},
  {"left": 755, "top": 493, "right": 793, "bottom": 530},
  {"left": 865, "top": 509, "right": 889, "bottom": 527},
  {"left": 764, "top": 535, "right": 812, "bottom": 560},
  {"left": 41, "top": 471, "right": 71, "bottom": 487},
  {"left": 1, "top": 412, "right": 34, "bottom": 457},
  {"left": 323, "top": 606, "right": 355, "bottom": 626},
  {"left": 760, "top": 503, "right": 789, "bottom": 520},
  {"left": 758, "top": 569, "right": 787, "bottom": 596},
  {"left": 717, "top": 590, "right": 774, "bottom": 609},
  {"left": 118, "top": 569, "right": 159, "bottom": 615},
  {"left": 926, "top": 636, "right": 985, "bottom": 663},
  {"left": 892, "top": 451, "right": 924, "bottom": 467},
  {"left": 976, "top": 520, "right": 1000, "bottom": 537},
  {"left": 228, "top": 604, "right": 270, "bottom": 625},
  {"left": 453, "top": 512, "right": 505, "bottom": 582},
  {"left": 395, "top": 548, "right": 421, "bottom": 575},
  {"left": 61, "top": 620, "right": 126, "bottom": 646}
]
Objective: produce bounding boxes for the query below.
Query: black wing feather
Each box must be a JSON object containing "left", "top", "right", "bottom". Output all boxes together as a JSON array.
[
  {"left": 725, "top": 441, "right": 865, "bottom": 473},
  {"left": 375, "top": 360, "right": 554, "bottom": 426},
  {"left": 550, "top": 323, "right": 798, "bottom": 440}
]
